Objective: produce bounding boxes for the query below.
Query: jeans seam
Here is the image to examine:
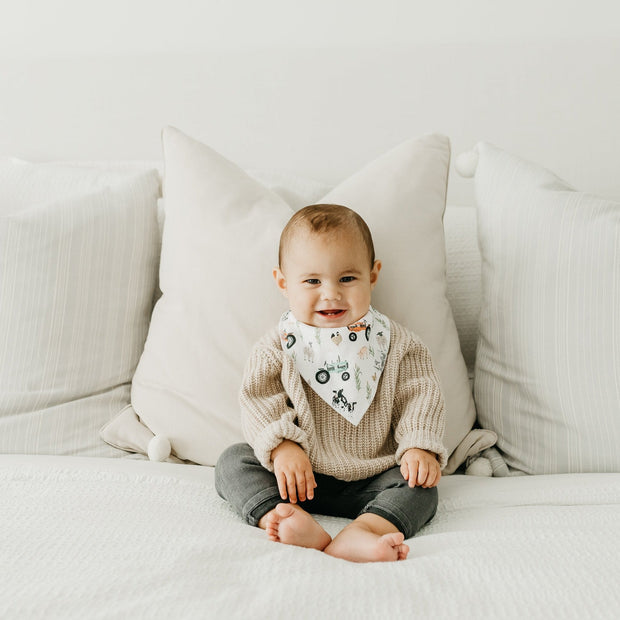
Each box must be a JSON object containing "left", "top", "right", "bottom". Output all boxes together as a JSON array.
[
  {"left": 242, "top": 488, "right": 282, "bottom": 526},
  {"left": 362, "top": 501, "right": 411, "bottom": 537}
]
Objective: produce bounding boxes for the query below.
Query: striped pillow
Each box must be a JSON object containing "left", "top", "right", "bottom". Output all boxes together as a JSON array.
[
  {"left": 0, "top": 160, "right": 161, "bottom": 456},
  {"left": 473, "top": 143, "right": 620, "bottom": 474}
]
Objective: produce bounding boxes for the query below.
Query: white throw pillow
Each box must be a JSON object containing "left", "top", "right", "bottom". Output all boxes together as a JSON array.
[
  {"left": 106, "top": 127, "right": 493, "bottom": 471},
  {"left": 472, "top": 142, "right": 620, "bottom": 474},
  {"left": 443, "top": 206, "right": 481, "bottom": 376},
  {"left": 0, "top": 159, "right": 161, "bottom": 456}
]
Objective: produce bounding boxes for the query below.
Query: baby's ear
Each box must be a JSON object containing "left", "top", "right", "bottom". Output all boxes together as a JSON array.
[
  {"left": 273, "top": 267, "right": 288, "bottom": 297},
  {"left": 370, "top": 260, "right": 382, "bottom": 288}
]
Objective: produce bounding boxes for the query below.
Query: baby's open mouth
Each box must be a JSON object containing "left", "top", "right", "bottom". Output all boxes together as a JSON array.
[{"left": 318, "top": 309, "right": 346, "bottom": 317}]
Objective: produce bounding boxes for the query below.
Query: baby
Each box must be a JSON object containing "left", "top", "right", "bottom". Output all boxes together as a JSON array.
[{"left": 215, "top": 204, "right": 447, "bottom": 562}]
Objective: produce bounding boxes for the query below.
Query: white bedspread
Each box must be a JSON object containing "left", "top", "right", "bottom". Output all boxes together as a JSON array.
[{"left": 2, "top": 455, "right": 619, "bottom": 619}]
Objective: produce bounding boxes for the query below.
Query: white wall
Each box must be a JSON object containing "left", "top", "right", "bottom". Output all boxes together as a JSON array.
[
  {"left": 2, "top": 1, "right": 618, "bottom": 53},
  {"left": 1, "top": 1, "right": 619, "bottom": 204}
]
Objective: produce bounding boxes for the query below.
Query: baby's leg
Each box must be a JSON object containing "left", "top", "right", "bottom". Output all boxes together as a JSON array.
[
  {"left": 215, "top": 444, "right": 331, "bottom": 550},
  {"left": 324, "top": 513, "right": 409, "bottom": 562},
  {"left": 215, "top": 443, "right": 284, "bottom": 526},
  {"left": 259, "top": 504, "right": 331, "bottom": 551},
  {"left": 324, "top": 467, "right": 438, "bottom": 562}
]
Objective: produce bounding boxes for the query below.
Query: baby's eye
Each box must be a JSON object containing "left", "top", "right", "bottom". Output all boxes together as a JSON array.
[
  {"left": 304, "top": 278, "right": 320, "bottom": 285},
  {"left": 340, "top": 276, "right": 356, "bottom": 283}
]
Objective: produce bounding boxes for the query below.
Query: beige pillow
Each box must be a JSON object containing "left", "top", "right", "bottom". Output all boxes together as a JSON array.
[{"left": 102, "top": 127, "right": 493, "bottom": 472}]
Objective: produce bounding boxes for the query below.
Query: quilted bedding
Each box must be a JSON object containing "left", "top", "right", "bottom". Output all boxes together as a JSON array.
[{"left": 2, "top": 455, "right": 619, "bottom": 619}]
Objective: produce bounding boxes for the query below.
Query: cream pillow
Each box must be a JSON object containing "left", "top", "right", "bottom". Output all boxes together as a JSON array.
[
  {"left": 104, "top": 127, "right": 493, "bottom": 471},
  {"left": 0, "top": 160, "right": 161, "bottom": 456},
  {"left": 471, "top": 142, "right": 620, "bottom": 474}
]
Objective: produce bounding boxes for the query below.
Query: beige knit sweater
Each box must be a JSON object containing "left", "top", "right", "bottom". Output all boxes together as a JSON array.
[{"left": 239, "top": 319, "right": 447, "bottom": 481}]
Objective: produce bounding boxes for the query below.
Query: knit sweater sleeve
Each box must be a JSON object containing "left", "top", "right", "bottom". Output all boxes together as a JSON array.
[
  {"left": 239, "top": 330, "right": 310, "bottom": 471},
  {"left": 392, "top": 328, "right": 448, "bottom": 469}
]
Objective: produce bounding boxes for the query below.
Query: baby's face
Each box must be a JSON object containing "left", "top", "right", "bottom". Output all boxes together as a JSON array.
[{"left": 274, "top": 228, "right": 381, "bottom": 328}]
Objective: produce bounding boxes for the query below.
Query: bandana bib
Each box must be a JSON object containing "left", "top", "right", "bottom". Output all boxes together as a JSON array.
[{"left": 279, "top": 307, "right": 391, "bottom": 426}]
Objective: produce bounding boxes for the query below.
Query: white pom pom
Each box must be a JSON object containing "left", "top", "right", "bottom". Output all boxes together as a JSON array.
[
  {"left": 455, "top": 149, "right": 479, "bottom": 178},
  {"left": 148, "top": 435, "right": 171, "bottom": 462},
  {"left": 465, "top": 456, "right": 493, "bottom": 477}
]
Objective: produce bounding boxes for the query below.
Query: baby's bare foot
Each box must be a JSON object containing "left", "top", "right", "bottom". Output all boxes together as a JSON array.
[
  {"left": 325, "top": 526, "right": 410, "bottom": 562},
  {"left": 263, "top": 503, "right": 332, "bottom": 550}
]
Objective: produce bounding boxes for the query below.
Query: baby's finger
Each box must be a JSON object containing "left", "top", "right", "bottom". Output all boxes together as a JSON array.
[
  {"left": 426, "top": 465, "right": 441, "bottom": 488},
  {"left": 408, "top": 462, "right": 419, "bottom": 488},
  {"left": 306, "top": 472, "right": 316, "bottom": 501},
  {"left": 417, "top": 460, "right": 429, "bottom": 486},
  {"left": 400, "top": 461, "right": 409, "bottom": 481},
  {"left": 286, "top": 474, "right": 298, "bottom": 503},
  {"left": 296, "top": 473, "right": 307, "bottom": 502},
  {"left": 276, "top": 471, "right": 288, "bottom": 500}
]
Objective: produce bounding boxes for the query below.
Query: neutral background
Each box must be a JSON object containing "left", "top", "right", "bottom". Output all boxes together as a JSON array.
[{"left": 1, "top": 0, "right": 619, "bottom": 204}]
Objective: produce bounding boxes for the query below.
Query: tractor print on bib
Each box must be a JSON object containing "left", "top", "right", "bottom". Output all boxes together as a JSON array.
[
  {"left": 347, "top": 320, "right": 371, "bottom": 341},
  {"left": 315, "top": 358, "right": 350, "bottom": 384}
]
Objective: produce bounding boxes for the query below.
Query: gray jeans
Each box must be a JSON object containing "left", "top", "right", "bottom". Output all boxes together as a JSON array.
[{"left": 215, "top": 443, "right": 438, "bottom": 539}]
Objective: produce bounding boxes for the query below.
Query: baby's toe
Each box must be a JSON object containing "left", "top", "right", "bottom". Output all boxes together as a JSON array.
[{"left": 274, "top": 503, "right": 296, "bottom": 519}]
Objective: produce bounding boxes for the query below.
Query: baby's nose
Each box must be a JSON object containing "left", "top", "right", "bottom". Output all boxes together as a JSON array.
[{"left": 321, "top": 283, "right": 341, "bottom": 300}]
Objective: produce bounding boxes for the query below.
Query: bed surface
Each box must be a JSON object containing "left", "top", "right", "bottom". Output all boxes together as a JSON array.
[{"left": 3, "top": 455, "right": 619, "bottom": 619}]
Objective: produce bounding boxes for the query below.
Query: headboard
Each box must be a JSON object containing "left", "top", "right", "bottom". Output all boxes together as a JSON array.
[{"left": 1, "top": 2, "right": 619, "bottom": 206}]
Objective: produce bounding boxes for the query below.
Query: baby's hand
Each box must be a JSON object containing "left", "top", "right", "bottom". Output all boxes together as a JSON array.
[
  {"left": 271, "top": 440, "right": 317, "bottom": 503},
  {"left": 400, "top": 448, "right": 441, "bottom": 488}
]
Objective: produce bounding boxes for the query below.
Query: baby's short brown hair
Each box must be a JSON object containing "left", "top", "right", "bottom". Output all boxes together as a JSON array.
[{"left": 278, "top": 204, "right": 375, "bottom": 269}]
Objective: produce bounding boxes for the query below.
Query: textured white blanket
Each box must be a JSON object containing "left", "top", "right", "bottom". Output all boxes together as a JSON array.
[{"left": 1, "top": 456, "right": 619, "bottom": 619}]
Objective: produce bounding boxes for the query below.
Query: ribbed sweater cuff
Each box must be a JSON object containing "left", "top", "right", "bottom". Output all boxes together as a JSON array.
[
  {"left": 253, "top": 420, "right": 309, "bottom": 472},
  {"left": 396, "top": 431, "right": 448, "bottom": 470}
]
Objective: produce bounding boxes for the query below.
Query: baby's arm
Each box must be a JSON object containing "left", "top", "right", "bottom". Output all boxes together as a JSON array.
[
  {"left": 393, "top": 331, "right": 448, "bottom": 475},
  {"left": 239, "top": 331, "right": 311, "bottom": 476},
  {"left": 271, "top": 439, "right": 317, "bottom": 503}
]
